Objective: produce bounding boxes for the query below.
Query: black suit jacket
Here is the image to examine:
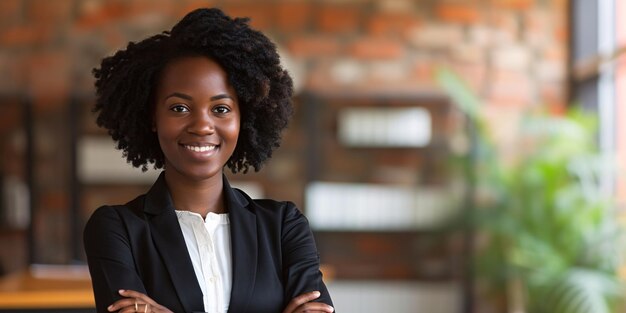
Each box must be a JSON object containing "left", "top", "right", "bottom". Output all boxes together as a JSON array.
[{"left": 84, "top": 173, "right": 333, "bottom": 313}]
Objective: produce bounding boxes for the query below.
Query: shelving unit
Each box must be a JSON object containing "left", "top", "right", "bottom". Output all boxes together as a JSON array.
[
  {"left": 70, "top": 96, "right": 158, "bottom": 262},
  {"left": 0, "top": 97, "right": 33, "bottom": 275},
  {"left": 298, "top": 91, "right": 472, "bottom": 311}
]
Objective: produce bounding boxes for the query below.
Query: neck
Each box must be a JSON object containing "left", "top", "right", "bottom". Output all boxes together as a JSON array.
[{"left": 164, "top": 170, "right": 227, "bottom": 218}]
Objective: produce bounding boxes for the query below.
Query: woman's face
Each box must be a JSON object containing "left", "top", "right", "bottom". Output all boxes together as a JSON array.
[{"left": 153, "top": 56, "right": 240, "bottom": 182}]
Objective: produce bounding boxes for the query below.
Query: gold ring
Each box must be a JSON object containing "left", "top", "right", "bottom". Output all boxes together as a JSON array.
[{"left": 134, "top": 299, "right": 138, "bottom": 311}]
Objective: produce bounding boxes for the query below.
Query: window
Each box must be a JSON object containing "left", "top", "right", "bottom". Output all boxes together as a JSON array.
[{"left": 571, "top": 0, "right": 626, "bottom": 206}]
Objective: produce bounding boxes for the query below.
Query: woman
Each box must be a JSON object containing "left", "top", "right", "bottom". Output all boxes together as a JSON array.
[{"left": 83, "top": 8, "right": 334, "bottom": 313}]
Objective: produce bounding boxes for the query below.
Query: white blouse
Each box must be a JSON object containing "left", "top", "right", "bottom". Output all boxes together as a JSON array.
[{"left": 175, "top": 210, "right": 232, "bottom": 313}]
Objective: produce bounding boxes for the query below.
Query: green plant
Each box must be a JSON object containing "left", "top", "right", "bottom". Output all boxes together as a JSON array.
[{"left": 436, "top": 68, "right": 625, "bottom": 313}]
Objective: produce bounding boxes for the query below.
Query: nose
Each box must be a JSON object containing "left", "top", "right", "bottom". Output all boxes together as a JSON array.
[{"left": 187, "top": 110, "right": 215, "bottom": 135}]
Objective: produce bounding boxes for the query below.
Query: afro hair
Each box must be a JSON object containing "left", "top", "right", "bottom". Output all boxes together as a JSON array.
[{"left": 92, "top": 8, "right": 294, "bottom": 173}]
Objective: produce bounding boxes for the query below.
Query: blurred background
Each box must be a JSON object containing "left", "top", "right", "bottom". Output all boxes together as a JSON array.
[{"left": 0, "top": 0, "right": 625, "bottom": 312}]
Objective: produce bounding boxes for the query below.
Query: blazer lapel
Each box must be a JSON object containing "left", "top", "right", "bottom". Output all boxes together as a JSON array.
[
  {"left": 144, "top": 172, "right": 204, "bottom": 313},
  {"left": 224, "top": 177, "right": 258, "bottom": 313}
]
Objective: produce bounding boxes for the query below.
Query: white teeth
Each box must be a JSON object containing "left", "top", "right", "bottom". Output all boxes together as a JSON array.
[{"left": 184, "top": 145, "right": 216, "bottom": 152}]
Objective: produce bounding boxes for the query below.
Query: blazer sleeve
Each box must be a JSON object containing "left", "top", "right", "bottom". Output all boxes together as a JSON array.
[
  {"left": 281, "top": 202, "right": 334, "bottom": 310},
  {"left": 84, "top": 206, "right": 148, "bottom": 313}
]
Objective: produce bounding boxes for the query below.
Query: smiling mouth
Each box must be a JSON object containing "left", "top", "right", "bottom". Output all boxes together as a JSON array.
[{"left": 183, "top": 144, "right": 218, "bottom": 152}]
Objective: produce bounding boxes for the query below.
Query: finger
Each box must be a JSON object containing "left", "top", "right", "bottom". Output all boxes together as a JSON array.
[
  {"left": 118, "top": 306, "right": 137, "bottom": 313},
  {"left": 113, "top": 302, "right": 150, "bottom": 313},
  {"left": 294, "top": 302, "right": 334, "bottom": 313},
  {"left": 118, "top": 290, "right": 155, "bottom": 304},
  {"left": 119, "top": 289, "right": 160, "bottom": 306},
  {"left": 108, "top": 297, "right": 137, "bottom": 312},
  {"left": 108, "top": 291, "right": 152, "bottom": 312},
  {"left": 282, "top": 291, "right": 321, "bottom": 313}
]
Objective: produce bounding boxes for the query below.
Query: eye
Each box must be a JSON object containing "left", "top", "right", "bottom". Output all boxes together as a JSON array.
[
  {"left": 212, "top": 105, "right": 231, "bottom": 115},
  {"left": 170, "top": 104, "right": 189, "bottom": 113}
]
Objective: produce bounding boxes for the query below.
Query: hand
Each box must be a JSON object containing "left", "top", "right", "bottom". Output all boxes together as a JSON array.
[
  {"left": 282, "top": 290, "right": 334, "bottom": 313},
  {"left": 107, "top": 289, "right": 173, "bottom": 313}
]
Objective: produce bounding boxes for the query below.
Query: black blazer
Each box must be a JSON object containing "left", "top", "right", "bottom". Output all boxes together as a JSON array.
[{"left": 84, "top": 173, "right": 333, "bottom": 313}]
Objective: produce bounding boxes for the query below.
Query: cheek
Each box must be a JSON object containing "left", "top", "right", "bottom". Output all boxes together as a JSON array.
[
  {"left": 227, "top": 116, "right": 241, "bottom": 140},
  {"left": 232, "top": 122, "right": 241, "bottom": 139},
  {"left": 155, "top": 116, "right": 181, "bottom": 135},
  {"left": 154, "top": 120, "right": 182, "bottom": 152}
]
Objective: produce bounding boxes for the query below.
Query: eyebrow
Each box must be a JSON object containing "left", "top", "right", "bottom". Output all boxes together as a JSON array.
[{"left": 164, "top": 92, "right": 234, "bottom": 101}]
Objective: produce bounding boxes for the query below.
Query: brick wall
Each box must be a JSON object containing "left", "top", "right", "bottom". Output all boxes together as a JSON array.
[{"left": 0, "top": 0, "right": 568, "bottom": 268}]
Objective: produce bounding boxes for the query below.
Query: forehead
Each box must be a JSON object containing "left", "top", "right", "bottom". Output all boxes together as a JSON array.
[{"left": 157, "top": 56, "right": 232, "bottom": 92}]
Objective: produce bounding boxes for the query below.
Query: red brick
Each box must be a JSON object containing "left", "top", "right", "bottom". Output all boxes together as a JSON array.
[
  {"left": 176, "top": 0, "right": 219, "bottom": 19},
  {"left": 523, "top": 9, "right": 555, "bottom": 46},
  {"left": 536, "top": 59, "right": 565, "bottom": 82},
  {"left": 317, "top": 6, "right": 360, "bottom": 33},
  {"left": 275, "top": 2, "right": 312, "bottom": 31},
  {"left": 451, "top": 44, "right": 484, "bottom": 64},
  {"left": 28, "top": 0, "right": 73, "bottom": 25},
  {"left": 369, "top": 61, "right": 411, "bottom": 83},
  {"left": 0, "top": 0, "right": 23, "bottom": 24},
  {"left": 349, "top": 38, "right": 405, "bottom": 59},
  {"left": 26, "top": 51, "right": 71, "bottom": 105},
  {"left": 407, "top": 24, "right": 463, "bottom": 49},
  {"left": 435, "top": 3, "right": 480, "bottom": 24},
  {"left": 524, "top": 9, "right": 551, "bottom": 32},
  {"left": 492, "top": 45, "right": 531, "bottom": 70},
  {"left": 75, "top": 1, "right": 128, "bottom": 29},
  {"left": 494, "top": 0, "right": 535, "bottom": 11},
  {"left": 287, "top": 36, "right": 341, "bottom": 57},
  {"left": 488, "top": 11, "right": 519, "bottom": 43},
  {"left": 128, "top": 0, "right": 176, "bottom": 17},
  {"left": 539, "top": 82, "right": 566, "bottom": 112},
  {"left": 450, "top": 63, "right": 486, "bottom": 93},
  {"left": 101, "top": 27, "right": 127, "bottom": 49},
  {"left": 376, "top": 0, "right": 416, "bottom": 13},
  {"left": 554, "top": 24, "right": 568, "bottom": 43},
  {"left": 552, "top": 0, "right": 567, "bottom": 11},
  {"left": 367, "top": 13, "right": 420, "bottom": 36},
  {"left": 487, "top": 70, "right": 532, "bottom": 106},
  {"left": 221, "top": 4, "right": 273, "bottom": 30},
  {"left": 0, "top": 24, "right": 53, "bottom": 46},
  {"left": 412, "top": 58, "right": 437, "bottom": 85}
]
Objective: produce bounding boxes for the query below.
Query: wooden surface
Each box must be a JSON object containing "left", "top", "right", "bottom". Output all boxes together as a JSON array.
[{"left": 0, "top": 265, "right": 94, "bottom": 309}]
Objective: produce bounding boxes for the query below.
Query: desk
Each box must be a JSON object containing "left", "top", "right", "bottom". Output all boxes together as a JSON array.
[{"left": 0, "top": 265, "right": 94, "bottom": 312}]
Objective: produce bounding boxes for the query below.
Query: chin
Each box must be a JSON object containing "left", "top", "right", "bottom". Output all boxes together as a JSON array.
[{"left": 188, "top": 169, "right": 222, "bottom": 181}]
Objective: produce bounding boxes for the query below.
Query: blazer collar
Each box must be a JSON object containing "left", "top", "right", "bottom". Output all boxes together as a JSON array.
[
  {"left": 224, "top": 176, "right": 257, "bottom": 313},
  {"left": 144, "top": 172, "right": 258, "bottom": 313},
  {"left": 143, "top": 172, "right": 204, "bottom": 312}
]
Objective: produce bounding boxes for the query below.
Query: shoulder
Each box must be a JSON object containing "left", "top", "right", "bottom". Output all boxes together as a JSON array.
[
  {"left": 233, "top": 188, "right": 300, "bottom": 218},
  {"left": 234, "top": 189, "right": 312, "bottom": 237},
  {"left": 83, "top": 195, "right": 146, "bottom": 236}
]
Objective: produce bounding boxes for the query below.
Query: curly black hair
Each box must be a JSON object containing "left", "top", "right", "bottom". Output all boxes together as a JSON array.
[{"left": 93, "top": 8, "right": 294, "bottom": 173}]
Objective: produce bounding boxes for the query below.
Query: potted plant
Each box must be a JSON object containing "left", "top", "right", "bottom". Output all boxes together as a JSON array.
[{"left": 437, "top": 68, "right": 625, "bottom": 313}]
